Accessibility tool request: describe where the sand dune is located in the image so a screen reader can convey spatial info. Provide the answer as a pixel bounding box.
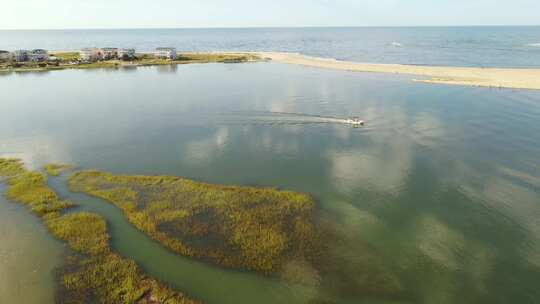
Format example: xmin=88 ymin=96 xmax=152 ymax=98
xmin=257 ymin=52 xmax=540 ymax=90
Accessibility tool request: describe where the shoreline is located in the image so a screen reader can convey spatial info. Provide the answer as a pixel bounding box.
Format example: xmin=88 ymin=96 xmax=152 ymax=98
xmin=4 ymin=50 xmax=540 ymax=90
xmin=257 ymin=52 xmax=540 ymax=90
xmin=0 ymin=52 xmax=262 ymax=74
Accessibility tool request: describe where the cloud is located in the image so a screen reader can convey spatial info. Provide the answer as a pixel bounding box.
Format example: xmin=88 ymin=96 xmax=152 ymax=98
xmin=184 ymin=127 xmax=229 ymax=165
xmin=0 ymin=134 xmax=72 ymax=170
xmin=327 ymin=106 xmax=446 ymax=195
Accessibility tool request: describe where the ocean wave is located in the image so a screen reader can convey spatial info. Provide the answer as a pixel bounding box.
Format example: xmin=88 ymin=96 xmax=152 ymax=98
xmin=528 ymin=43 xmax=540 ymax=47
xmin=390 ymin=42 xmax=403 ymax=47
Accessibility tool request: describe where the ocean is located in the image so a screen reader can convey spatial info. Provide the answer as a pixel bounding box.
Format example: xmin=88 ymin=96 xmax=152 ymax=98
xmin=1 ymin=26 xmax=540 ymax=67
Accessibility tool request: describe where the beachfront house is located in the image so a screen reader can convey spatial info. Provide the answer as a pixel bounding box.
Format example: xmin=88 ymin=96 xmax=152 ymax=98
xmin=118 ymin=48 xmax=136 ymax=60
xmin=0 ymin=50 xmax=10 ymax=61
xmin=80 ymin=48 xmax=103 ymax=62
xmin=101 ymin=48 xmax=119 ymax=60
xmin=29 ymin=49 xmax=49 ymax=62
xmin=12 ymin=50 xmax=30 ymax=62
xmin=155 ymin=47 xmax=177 ymax=60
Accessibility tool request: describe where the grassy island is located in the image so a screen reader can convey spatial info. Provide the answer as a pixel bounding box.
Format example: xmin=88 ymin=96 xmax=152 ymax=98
xmin=0 ymin=52 xmax=262 ymax=74
xmin=68 ymin=170 xmax=320 ymax=274
xmin=1 ymin=159 xmax=405 ymax=301
xmin=0 ymin=159 xmax=199 ymax=304
xmin=68 ymin=170 xmax=405 ymax=299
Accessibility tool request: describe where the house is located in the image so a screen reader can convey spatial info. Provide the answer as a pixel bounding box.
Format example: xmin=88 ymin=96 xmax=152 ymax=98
xmin=12 ymin=50 xmax=30 ymax=62
xmin=101 ymin=48 xmax=119 ymax=60
xmin=29 ymin=49 xmax=49 ymax=62
xmin=155 ymin=47 xmax=177 ymax=60
xmin=118 ymin=48 xmax=136 ymax=60
xmin=80 ymin=48 xmax=103 ymax=62
xmin=0 ymin=50 xmax=10 ymax=61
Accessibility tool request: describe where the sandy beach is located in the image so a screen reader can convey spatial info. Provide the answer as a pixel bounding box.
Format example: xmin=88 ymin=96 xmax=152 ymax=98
xmin=258 ymin=52 xmax=540 ymax=90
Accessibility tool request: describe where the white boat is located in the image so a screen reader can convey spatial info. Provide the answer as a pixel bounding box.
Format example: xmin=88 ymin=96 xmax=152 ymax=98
xmin=345 ymin=117 xmax=365 ymax=126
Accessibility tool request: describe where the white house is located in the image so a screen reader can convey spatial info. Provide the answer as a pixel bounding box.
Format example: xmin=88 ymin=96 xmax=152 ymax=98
xmin=101 ymin=48 xmax=119 ymax=60
xmin=0 ymin=50 xmax=10 ymax=61
xmin=118 ymin=48 xmax=136 ymax=60
xmin=155 ymin=47 xmax=177 ymax=60
xmin=12 ymin=50 xmax=30 ymax=62
xmin=80 ymin=48 xmax=103 ymax=62
xmin=29 ymin=49 xmax=49 ymax=62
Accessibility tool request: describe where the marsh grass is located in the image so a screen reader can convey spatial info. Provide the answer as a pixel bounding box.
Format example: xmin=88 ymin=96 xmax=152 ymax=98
xmin=44 ymin=163 xmax=74 ymax=176
xmin=175 ymin=53 xmax=261 ymax=63
xmin=69 ymin=170 xmax=408 ymax=299
xmin=1 ymin=159 xmax=405 ymax=300
xmin=69 ymin=170 xmax=318 ymax=274
xmin=0 ymin=158 xmax=199 ymax=304
xmin=51 ymin=52 xmax=80 ymax=62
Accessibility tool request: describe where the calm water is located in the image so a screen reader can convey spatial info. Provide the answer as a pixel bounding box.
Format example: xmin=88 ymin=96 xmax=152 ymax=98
xmin=0 ymin=186 xmax=63 ymax=304
xmin=1 ymin=27 xmax=540 ymax=67
xmin=1 ymin=62 xmax=540 ymax=304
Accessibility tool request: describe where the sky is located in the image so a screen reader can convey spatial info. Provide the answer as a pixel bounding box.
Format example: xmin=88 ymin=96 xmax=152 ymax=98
xmin=2 ymin=0 xmax=539 ymax=29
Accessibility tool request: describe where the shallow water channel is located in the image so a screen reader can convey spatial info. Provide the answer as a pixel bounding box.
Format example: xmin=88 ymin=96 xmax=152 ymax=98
xmin=48 ymin=176 xmax=327 ymax=304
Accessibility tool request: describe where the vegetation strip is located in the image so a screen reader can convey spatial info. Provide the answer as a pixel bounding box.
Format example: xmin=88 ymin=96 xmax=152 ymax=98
xmin=0 ymin=158 xmax=199 ymax=304
xmin=68 ymin=170 xmax=406 ymax=299
xmin=68 ymin=170 xmax=320 ymax=275
xmin=0 ymin=52 xmax=261 ymax=73
xmin=44 ymin=163 xmax=74 ymax=177
xmin=1 ymin=158 xmax=406 ymax=301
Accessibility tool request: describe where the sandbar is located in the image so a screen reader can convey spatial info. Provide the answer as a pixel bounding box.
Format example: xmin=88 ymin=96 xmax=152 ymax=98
xmin=258 ymin=52 xmax=540 ymax=90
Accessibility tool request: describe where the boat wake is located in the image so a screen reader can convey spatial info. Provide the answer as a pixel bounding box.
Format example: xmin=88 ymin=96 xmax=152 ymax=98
xmin=216 ymin=111 xmax=366 ymax=127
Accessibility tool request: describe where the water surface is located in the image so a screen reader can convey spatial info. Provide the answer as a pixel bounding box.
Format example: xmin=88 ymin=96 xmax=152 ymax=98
xmin=0 ymin=186 xmax=63 ymax=304
xmin=1 ymin=62 xmax=540 ymax=303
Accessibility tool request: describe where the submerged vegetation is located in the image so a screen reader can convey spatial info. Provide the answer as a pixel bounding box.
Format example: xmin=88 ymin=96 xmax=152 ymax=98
xmin=0 ymin=158 xmax=199 ymax=304
xmin=0 ymin=52 xmax=262 ymax=74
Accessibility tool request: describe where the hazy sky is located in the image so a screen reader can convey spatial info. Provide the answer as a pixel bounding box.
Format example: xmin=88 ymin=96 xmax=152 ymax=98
xmin=2 ymin=0 xmax=539 ymax=29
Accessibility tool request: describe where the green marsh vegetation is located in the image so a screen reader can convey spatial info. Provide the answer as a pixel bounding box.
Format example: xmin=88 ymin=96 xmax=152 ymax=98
xmin=0 ymin=158 xmax=199 ymax=304
xmin=1 ymin=158 xmax=406 ymax=300
xmin=175 ymin=53 xmax=261 ymax=63
xmin=68 ymin=170 xmax=319 ymax=274
xmin=44 ymin=163 xmax=74 ymax=176
xmin=69 ymin=170 xmax=406 ymax=299
xmin=50 ymin=52 xmax=79 ymax=62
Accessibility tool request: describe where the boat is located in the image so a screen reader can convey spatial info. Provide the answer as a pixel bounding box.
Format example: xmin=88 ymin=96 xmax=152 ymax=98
xmin=345 ymin=117 xmax=365 ymax=126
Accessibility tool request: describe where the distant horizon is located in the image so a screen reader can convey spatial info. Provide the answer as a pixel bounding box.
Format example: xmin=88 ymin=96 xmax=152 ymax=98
xmin=2 ymin=24 xmax=540 ymax=31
